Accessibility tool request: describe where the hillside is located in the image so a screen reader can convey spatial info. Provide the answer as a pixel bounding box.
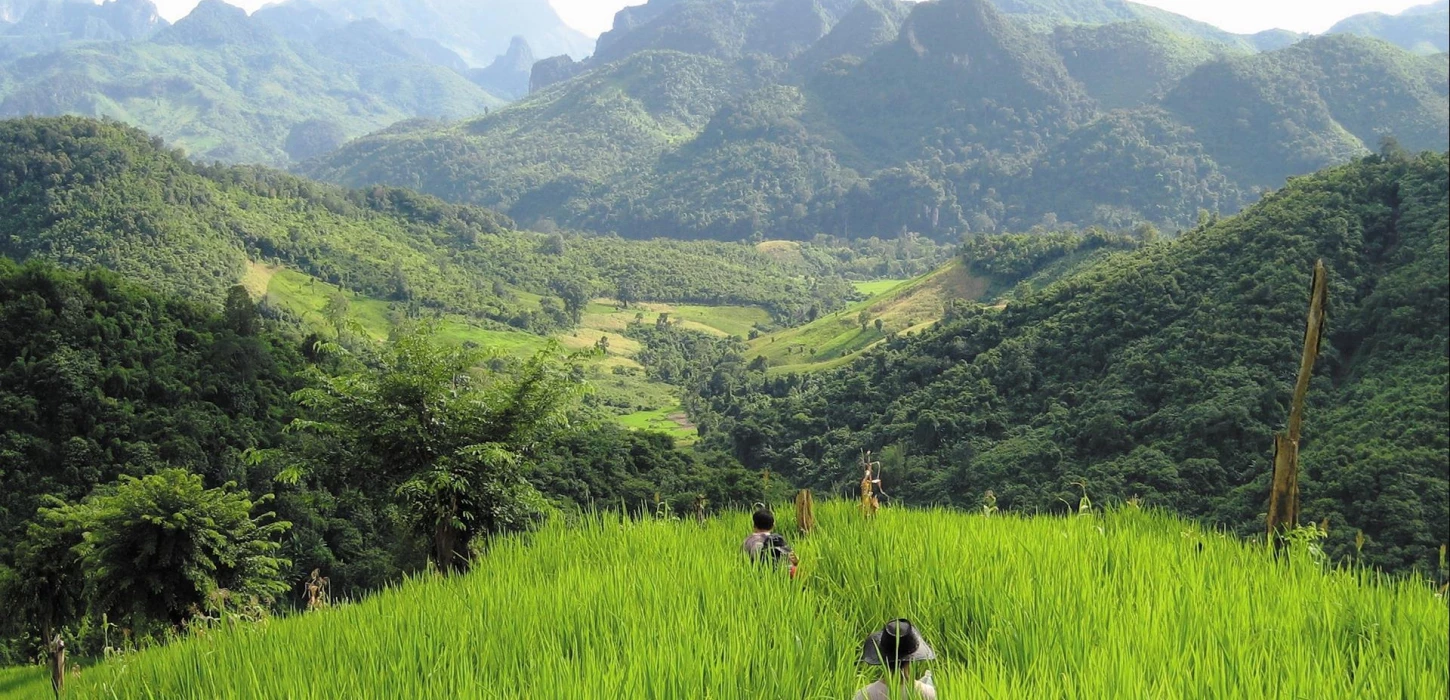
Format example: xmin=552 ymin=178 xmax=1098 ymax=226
xmin=0 ymin=117 xmax=842 ymax=318
xmin=1161 ymin=34 xmax=1450 ymax=187
xmin=1329 ymin=0 xmax=1450 ymax=55
xmin=6 ymin=503 xmax=1445 ymax=697
xmin=0 ymin=0 xmax=503 ymax=166
xmin=687 ymin=152 xmax=1450 ymax=575
xmin=306 ymin=50 xmax=763 ymax=229
xmin=311 ymin=0 xmax=1450 ymax=240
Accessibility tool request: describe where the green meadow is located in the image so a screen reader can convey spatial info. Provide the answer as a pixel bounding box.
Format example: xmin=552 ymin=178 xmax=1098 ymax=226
xmin=19 ymin=502 xmax=1446 ymax=699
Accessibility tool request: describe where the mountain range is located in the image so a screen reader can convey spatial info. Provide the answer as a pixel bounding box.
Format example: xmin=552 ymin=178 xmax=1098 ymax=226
xmin=1330 ymin=0 xmax=1449 ymax=55
xmin=0 ymin=0 xmax=504 ymax=165
xmin=308 ymin=0 xmax=1449 ymax=240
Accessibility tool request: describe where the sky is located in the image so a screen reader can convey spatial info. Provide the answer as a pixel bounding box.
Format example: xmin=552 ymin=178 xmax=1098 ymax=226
xmin=148 ymin=1 xmax=1437 ymax=37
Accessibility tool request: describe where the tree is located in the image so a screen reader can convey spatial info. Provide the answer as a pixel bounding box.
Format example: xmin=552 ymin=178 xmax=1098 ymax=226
xmin=616 ymin=278 xmax=639 ymax=308
xmin=17 ymin=471 xmax=290 ymax=632
xmin=859 ymin=310 xmax=871 ymax=331
xmin=223 ymin=285 xmax=259 ymax=336
xmin=874 ymin=318 xmax=884 ymax=333
xmin=550 ymin=278 xmax=591 ymax=324
xmin=322 ymin=292 xmax=351 ymax=335
xmin=293 ymin=324 xmax=584 ymax=572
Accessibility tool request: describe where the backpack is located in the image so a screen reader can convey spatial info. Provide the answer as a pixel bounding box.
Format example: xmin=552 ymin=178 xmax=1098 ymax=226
xmin=757 ymin=533 xmax=792 ymax=568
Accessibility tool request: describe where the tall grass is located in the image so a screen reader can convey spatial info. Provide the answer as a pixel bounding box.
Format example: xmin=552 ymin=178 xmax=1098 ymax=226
xmin=24 ymin=503 xmax=1448 ymax=699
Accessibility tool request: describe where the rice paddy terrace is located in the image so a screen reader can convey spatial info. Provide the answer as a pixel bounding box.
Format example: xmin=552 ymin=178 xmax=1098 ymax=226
xmin=5 ymin=503 xmax=1445 ymax=698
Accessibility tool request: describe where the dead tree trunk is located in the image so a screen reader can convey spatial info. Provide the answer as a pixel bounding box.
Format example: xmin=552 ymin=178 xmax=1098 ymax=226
xmin=1267 ymin=260 xmax=1328 ymax=544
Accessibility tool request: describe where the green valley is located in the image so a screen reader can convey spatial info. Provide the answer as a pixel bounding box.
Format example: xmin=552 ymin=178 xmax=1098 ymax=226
xmin=0 ymin=1 xmax=1447 ymax=696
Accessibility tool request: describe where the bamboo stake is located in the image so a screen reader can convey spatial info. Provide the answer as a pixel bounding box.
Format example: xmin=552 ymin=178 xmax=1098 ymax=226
xmin=1267 ymin=260 xmax=1328 ymax=543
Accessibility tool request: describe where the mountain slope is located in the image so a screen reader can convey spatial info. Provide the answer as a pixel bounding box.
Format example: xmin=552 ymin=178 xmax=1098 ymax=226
xmin=0 ymin=0 xmax=502 ymax=165
xmin=307 ymin=50 xmax=761 ymax=224
xmin=1051 ymin=21 xmax=1238 ymax=110
xmin=1162 ymin=34 xmax=1449 ymax=186
xmin=687 ymin=152 xmax=1450 ymax=574
xmin=811 ymin=0 xmax=1094 ymax=169
xmin=1329 ymin=0 xmax=1449 ymax=54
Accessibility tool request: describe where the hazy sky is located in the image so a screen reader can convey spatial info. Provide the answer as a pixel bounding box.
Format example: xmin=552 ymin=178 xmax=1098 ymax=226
xmin=149 ymin=1 xmax=1436 ymax=37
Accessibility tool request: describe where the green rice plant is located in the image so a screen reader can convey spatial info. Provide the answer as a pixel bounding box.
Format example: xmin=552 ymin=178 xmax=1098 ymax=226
xmin=10 ymin=503 xmax=1446 ymax=699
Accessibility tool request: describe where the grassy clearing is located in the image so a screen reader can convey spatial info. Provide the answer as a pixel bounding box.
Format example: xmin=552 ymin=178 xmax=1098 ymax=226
xmin=750 ymin=260 xmax=989 ymax=373
xmin=21 ymin=502 xmax=1446 ymax=698
xmin=852 ymin=279 xmax=910 ymax=296
xmin=616 ymin=405 xmax=698 ymax=444
xmin=583 ymin=300 xmax=771 ymax=339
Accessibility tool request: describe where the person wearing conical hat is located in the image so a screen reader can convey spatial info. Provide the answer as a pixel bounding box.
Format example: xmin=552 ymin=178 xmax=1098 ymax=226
xmin=853 ymin=619 xmax=937 ymax=700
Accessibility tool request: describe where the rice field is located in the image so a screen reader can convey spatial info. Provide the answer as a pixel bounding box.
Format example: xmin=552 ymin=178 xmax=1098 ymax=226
xmin=21 ymin=503 xmax=1447 ymax=699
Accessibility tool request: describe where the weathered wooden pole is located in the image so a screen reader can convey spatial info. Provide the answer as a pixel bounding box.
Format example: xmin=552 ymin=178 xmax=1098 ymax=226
xmin=50 ymin=634 xmax=65 ymax=697
xmin=1267 ymin=260 xmax=1328 ymax=544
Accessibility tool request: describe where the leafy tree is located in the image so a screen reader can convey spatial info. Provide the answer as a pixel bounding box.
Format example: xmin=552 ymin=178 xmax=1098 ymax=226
xmin=223 ymin=285 xmax=260 ymax=336
xmin=18 ymin=470 xmax=290 ymax=632
xmin=293 ymin=325 xmax=585 ymax=572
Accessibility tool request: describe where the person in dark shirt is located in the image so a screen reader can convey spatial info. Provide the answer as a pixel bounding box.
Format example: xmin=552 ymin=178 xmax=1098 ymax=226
xmin=742 ymin=507 xmax=798 ymax=575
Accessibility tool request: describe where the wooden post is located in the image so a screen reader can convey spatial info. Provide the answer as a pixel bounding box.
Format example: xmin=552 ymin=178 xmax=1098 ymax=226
xmin=859 ymin=451 xmax=881 ymax=519
xmin=1267 ymin=260 xmax=1328 ymax=543
xmin=795 ymin=489 xmax=816 ymax=535
xmin=50 ymin=634 xmax=65 ymax=697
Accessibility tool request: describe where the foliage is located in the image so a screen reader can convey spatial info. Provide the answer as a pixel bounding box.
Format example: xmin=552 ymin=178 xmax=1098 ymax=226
xmin=31 ymin=470 xmax=289 ymax=630
xmin=290 ymin=324 xmax=586 ymax=571
xmin=0 ymin=260 xmax=305 ymax=551
xmin=30 ymin=503 xmax=1450 ymax=698
xmin=530 ymin=424 xmax=760 ymax=514
xmin=688 ymin=153 xmax=1450 ymax=574
xmin=960 ymin=229 xmax=1139 ymax=285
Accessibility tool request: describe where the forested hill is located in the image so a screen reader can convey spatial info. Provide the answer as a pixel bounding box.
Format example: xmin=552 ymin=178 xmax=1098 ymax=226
xmin=0 ymin=117 xmax=853 ymax=326
xmin=310 ymin=0 xmax=1449 ymax=241
xmin=686 ymin=150 xmax=1450 ymax=574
